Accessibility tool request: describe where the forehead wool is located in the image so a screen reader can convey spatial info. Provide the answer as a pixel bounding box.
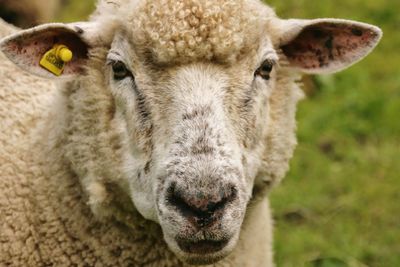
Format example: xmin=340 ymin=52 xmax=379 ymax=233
xmin=131 ymin=0 xmax=265 ymax=64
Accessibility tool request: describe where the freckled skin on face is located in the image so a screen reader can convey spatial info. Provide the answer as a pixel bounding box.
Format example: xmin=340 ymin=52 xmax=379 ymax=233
xmin=110 ymin=52 xmax=276 ymax=262
xmin=100 ymin=2 xmax=297 ymax=260
xmin=106 ymin=17 xmax=276 ymax=258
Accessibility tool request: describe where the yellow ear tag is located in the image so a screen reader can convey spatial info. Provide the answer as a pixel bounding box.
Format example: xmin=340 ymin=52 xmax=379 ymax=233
xmin=39 ymin=44 xmax=73 ymax=76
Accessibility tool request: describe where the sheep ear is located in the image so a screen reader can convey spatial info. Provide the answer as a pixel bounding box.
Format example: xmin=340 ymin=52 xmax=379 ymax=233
xmin=0 ymin=22 xmax=98 ymax=78
xmin=277 ymin=19 xmax=382 ymax=74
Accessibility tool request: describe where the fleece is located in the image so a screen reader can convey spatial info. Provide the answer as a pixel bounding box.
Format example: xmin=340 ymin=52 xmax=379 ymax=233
xmin=0 ymin=17 xmax=273 ymax=267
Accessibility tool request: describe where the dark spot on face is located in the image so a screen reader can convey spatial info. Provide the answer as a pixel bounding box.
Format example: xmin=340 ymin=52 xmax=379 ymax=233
xmin=144 ymin=160 xmax=151 ymax=174
xmin=131 ymin=84 xmax=154 ymax=153
xmin=173 ymin=139 xmax=184 ymax=146
xmin=75 ymin=26 xmax=84 ymax=34
xmin=193 ymin=145 xmax=214 ymax=155
xmin=107 ymin=100 xmax=116 ymax=120
xmin=241 ymin=155 xmax=247 ymax=165
xmin=183 ymin=109 xmax=199 ymax=120
xmin=182 ymin=106 xmax=211 ymax=121
xmin=191 ymin=135 xmax=215 ymax=155
xmin=111 ymin=247 xmax=122 ymax=257
xmin=135 ymin=88 xmax=151 ymax=122
xmin=351 ymin=28 xmax=363 ymax=36
xmin=242 ymin=140 xmax=248 ymax=149
xmin=219 ymin=150 xmax=228 ymax=158
xmin=243 ymin=95 xmax=253 ymax=107
xmin=167 ymin=159 xmax=181 ymax=169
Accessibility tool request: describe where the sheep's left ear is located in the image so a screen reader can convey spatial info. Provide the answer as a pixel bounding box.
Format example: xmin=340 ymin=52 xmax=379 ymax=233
xmin=0 ymin=22 xmax=99 ymax=78
xmin=276 ymin=19 xmax=382 ymax=74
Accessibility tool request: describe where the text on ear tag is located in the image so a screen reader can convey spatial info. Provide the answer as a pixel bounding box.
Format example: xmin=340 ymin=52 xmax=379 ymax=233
xmin=39 ymin=44 xmax=73 ymax=76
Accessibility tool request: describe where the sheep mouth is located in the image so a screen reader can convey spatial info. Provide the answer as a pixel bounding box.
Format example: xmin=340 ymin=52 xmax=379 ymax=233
xmin=176 ymin=238 xmax=229 ymax=254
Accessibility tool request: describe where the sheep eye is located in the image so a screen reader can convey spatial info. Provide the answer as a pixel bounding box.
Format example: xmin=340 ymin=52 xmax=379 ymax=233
xmin=112 ymin=61 xmax=131 ymax=80
xmin=255 ymin=60 xmax=274 ymax=80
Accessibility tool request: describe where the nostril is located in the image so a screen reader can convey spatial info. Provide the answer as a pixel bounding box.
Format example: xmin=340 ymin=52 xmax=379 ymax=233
xmin=166 ymin=183 xmax=238 ymax=227
xmin=206 ymin=185 xmax=237 ymax=213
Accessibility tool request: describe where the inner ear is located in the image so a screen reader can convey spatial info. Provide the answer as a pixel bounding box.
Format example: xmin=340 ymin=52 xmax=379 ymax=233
xmin=280 ymin=21 xmax=381 ymax=74
xmin=1 ymin=25 xmax=89 ymax=77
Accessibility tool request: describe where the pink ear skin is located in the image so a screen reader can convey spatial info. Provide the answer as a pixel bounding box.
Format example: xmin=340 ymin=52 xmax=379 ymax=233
xmin=281 ymin=20 xmax=382 ymax=74
xmin=0 ymin=24 xmax=89 ymax=78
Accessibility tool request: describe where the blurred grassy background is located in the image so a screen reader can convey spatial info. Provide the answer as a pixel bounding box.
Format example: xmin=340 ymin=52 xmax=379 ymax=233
xmin=56 ymin=0 xmax=95 ymax=23
xmin=267 ymin=1 xmax=400 ymax=267
xmin=7 ymin=0 xmax=399 ymax=266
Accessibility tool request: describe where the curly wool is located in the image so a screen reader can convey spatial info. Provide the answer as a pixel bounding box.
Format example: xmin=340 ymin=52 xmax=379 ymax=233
xmin=0 ymin=0 xmax=294 ymax=265
xmin=91 ymin=0 xmax=275 ymax=65
xmin=0 ymin=15 xmax=275 ymax=266
xmin=135 ymin=0 xmax=261 ymax=64
xmin=0 ymin=20 xmax=183 ymax=266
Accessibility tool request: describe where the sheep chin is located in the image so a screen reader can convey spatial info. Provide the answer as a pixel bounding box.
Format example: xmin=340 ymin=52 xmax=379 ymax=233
xmin=162 ymin=229 xmax=240 ymax=265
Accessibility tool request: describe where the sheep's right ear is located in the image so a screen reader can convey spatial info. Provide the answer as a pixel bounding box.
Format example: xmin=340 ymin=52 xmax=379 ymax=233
xmin=0 ymin=22 xmax=99 ymax=78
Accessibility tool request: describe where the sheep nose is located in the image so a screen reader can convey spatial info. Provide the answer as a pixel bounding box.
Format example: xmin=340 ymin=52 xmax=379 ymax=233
xmin=166 ymin=183 xmax=237 ymax=228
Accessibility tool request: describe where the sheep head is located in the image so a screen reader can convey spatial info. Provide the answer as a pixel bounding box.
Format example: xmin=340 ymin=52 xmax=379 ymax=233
xmin=0 ymin=0 xmax=381 ymax=264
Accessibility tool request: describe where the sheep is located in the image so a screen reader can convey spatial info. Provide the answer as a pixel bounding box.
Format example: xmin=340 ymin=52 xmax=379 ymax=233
xmin=0 ymin=0 xmax=382 ymax=266
xmin=0 ymin=0 xmax=61 ymax=27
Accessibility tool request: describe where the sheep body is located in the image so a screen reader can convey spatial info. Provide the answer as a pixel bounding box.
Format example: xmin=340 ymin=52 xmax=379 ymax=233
xmin=0 ymin=0 xmax=381 ymax=265
xmin=0 ymin=8 xmax=276 ymax=265
xmin=0 ymin=42 xmax=273 ymax=264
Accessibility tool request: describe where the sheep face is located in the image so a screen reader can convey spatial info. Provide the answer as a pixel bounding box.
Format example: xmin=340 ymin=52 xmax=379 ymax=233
xmin=0 ymin=0 xmax=382 ymax=264
xmin=106 ymin=31 xmax=278 ymax=264
xmin=97 ymin=2 xmax=282 ymax=263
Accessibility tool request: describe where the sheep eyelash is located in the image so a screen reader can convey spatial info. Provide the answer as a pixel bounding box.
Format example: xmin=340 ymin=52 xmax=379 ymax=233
xmin=106 ymin=50 xmax=127 ymax=65
xmin=106 ymin=57 xmax=125 ymax=66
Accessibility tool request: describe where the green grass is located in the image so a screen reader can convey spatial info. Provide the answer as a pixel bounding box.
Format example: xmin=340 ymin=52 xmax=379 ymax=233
xmin=59 ymin=1 xmax=400 ymax=266
xmin=57 ymin=0 xmax=95 ymax=22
